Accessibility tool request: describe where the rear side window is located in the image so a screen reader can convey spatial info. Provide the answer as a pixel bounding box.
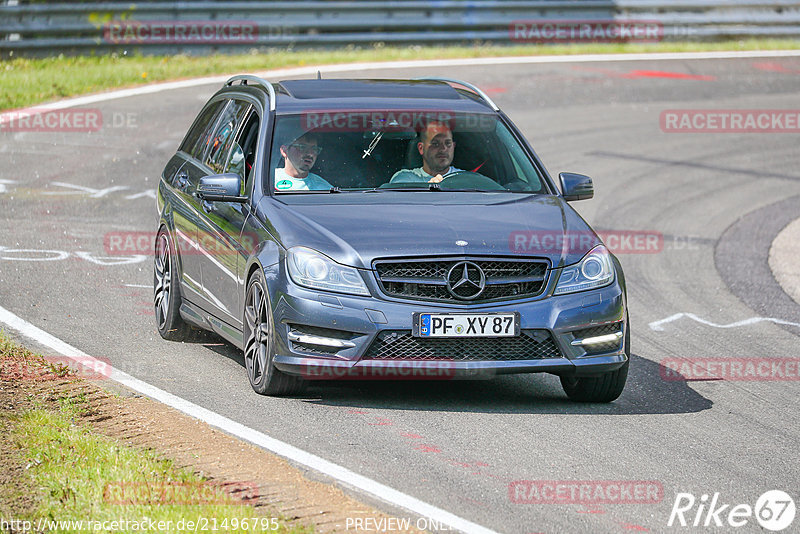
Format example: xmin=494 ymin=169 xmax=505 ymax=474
xmin=225 ymin=109 xmax=260 ymax=196
xmin=205 ymin=100 xmax=251 ymax=174
xmin=180 ymin=100 xmax=224 ymax=160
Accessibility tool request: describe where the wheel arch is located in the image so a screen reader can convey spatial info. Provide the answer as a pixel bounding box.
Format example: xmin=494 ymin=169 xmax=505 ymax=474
xmin=156 ymin=215 xmax=185 ymax=282
xmin=241 ymin=239 xmax=282 ymax=319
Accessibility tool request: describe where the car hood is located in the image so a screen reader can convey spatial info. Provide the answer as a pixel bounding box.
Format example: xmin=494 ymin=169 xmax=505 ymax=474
xmin=260 ymin=193 xmax=601 ymax=269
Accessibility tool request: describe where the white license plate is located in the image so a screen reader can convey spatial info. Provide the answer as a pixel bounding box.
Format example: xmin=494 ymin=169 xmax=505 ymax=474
xmin=416 ymin=313 xmax=519 ymax=338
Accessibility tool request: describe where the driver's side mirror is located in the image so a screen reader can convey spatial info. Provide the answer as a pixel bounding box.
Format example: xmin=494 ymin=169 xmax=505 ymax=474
xmin=197 ymin=173 xmax=247 ymax=203
xmin=559 ymin=172 xmax=594 ymax=201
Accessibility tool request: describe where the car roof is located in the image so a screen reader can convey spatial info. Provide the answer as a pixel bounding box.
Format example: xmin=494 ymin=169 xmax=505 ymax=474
xmin=264 ymin=79 xmax=498 ymax=114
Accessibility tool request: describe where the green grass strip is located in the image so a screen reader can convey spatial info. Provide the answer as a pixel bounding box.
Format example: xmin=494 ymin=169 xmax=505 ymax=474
xmin=2 ymin=39 xmax=800 ymax=110
xmin=0 ymin=333 xmax=309 ymax=534
xmin=9 ymin=405 xmax=310 ymax=533
xmin=11 ymin=407 xmax=293 ymax=532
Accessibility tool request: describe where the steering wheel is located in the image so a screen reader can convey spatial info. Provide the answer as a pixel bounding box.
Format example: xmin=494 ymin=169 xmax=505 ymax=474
xmin=437 ymin=170 xmax=506 ymax=191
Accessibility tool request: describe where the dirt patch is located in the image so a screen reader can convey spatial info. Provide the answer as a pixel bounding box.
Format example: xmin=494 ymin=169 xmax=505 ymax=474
xmin=0 ymin=371 xmax=425 ymax=533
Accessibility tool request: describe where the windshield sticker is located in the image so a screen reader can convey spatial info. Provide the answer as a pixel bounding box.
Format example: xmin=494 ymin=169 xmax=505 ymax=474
xmin=275 ymin=179 xmax=293 ymax=190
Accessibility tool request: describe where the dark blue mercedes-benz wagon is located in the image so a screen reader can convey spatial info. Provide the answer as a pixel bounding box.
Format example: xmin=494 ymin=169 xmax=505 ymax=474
xmin=155 ymin=76 xmax=629 ymax=401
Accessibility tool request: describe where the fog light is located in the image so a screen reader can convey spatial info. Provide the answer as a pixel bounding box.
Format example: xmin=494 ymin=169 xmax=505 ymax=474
xmin=570 ymin=332 xmax=623 ymax=346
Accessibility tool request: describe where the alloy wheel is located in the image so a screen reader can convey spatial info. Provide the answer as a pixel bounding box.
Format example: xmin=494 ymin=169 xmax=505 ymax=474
xmin=244 ymin=279 xmax=271 ymax=384
xmin=154 ymin=232 xmax=171 ymax=331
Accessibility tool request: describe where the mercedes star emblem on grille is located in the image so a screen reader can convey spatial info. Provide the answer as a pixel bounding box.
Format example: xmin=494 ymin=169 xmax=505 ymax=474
xmin=446 ymin=261 xmax=486 ymax=300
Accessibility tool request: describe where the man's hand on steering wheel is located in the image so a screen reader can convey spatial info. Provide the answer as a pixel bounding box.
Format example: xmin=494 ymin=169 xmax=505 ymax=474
xmin=428 ymin=168 xmax=461 ymax=183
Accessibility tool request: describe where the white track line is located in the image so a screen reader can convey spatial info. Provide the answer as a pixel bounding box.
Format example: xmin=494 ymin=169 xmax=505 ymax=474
xmin=649 ymin=312 xmax=800 ymax=331
xmin=4 ymin=49 xmax=799 ymax=531
xmin=0 ymin=304 xmax=497 ymax=534
xmin=2 ymin=49 xmax=800 ymax=120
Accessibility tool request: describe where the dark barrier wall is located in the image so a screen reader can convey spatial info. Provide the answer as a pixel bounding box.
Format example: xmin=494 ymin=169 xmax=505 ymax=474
xmin=1 ymin=1 xmax=799 ymax=57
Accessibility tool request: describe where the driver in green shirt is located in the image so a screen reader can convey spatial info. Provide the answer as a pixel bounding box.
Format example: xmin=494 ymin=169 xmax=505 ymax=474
xmin=390 ymin=121 xmax=462 ymax=184
xmin=274 ymin=132 xmax=333 ymax=191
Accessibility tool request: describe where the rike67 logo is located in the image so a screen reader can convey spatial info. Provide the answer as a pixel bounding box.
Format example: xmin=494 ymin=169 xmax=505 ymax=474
xmin=669 ymin=490 xmax=796 ymax=531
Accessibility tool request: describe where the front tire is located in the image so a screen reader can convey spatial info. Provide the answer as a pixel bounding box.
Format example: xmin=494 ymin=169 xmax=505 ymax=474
xmin=243 ymin=270 xmax=305 ymax=396
xmin=560 ymin=319 xmax=630 ymax=403
xmin=154 ymin=227 xmax=191 ymax=341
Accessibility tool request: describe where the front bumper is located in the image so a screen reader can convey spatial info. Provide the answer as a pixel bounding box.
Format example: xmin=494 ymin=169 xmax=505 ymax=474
xmin=268 ymin=267 xmax=627 ymax=379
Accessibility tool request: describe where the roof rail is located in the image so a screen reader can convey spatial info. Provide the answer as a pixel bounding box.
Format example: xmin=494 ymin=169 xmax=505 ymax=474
xmin=225 ymin=75 xmax=277 ymax=111
xmin=415 ymin=77 xmax=499 ymax=111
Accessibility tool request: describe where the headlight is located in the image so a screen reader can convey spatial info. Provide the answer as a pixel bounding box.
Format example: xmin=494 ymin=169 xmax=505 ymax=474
xmin=554 ymin=245 xmax=614 ymax=295
xmin=287 ymin=246 xmax=370 ymax=296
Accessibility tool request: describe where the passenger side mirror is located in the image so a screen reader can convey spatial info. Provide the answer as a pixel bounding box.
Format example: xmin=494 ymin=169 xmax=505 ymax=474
xmin=559 ymin=172 xmax=594 ymax=201
xmin=197 ymin=173 xmax=247 ymax=203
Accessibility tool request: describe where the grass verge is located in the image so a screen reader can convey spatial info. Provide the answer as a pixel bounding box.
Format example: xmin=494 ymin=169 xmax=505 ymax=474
xmin=3 ymin=39 xmax=800 ymax=110
xmin=0 ymin=333 xmax=76 ymax=381
xmin=0 ymin=332 xmax=307 ymax=533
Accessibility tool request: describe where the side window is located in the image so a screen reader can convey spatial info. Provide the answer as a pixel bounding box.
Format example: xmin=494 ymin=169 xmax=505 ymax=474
xmin=205 ymin=100 xmax=250 ymax=175
xmin=225 ymin=109 xmax=260 ymax=196
xmin=495 ymin=121 xmax=544 ymax=192
xmin=180 ymin=100 xmax=224 ymax=160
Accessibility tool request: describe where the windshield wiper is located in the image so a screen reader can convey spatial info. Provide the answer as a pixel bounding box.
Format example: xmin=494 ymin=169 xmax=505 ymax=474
xmin=366 ymin=186 xmax=439 ymax=192
xmin=367 ymin=187 xmax=498 ymax=193
xmin=274 ymin=187 xmax=346 ymax=194
xmin=435 ymin=188 xmax=494 ymax=192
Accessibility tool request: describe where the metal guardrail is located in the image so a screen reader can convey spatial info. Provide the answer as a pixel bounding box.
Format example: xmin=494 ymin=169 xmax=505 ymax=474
xmin=1 ymin=1 xmax=799 ymax=57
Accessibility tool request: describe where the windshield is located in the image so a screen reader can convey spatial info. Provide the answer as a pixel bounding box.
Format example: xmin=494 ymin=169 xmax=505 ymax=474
xmin=267 ymin=111 xmax=548 ymax=193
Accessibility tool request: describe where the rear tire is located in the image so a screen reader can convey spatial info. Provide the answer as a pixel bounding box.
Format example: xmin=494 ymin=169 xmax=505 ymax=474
xmin=154 ymin=227 xmax=191 ymax=341
xmin=243 ymin=269 xmax=305 ymax=396
xmin=560 ymin=318 xmax=630 ymax=403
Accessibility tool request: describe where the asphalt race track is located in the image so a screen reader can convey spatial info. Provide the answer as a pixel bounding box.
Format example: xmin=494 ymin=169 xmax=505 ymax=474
xmin=2 ymin=54 xmax=799 ymax=533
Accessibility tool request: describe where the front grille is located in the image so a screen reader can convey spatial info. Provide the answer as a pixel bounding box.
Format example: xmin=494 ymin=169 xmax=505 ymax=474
xmin=363 ymin=329 xmax=562 ymax=361
xmin=374 ymin=258 xmax=548 ymax=303
xmin=571 ymin=321 xmax=623 ymax=354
